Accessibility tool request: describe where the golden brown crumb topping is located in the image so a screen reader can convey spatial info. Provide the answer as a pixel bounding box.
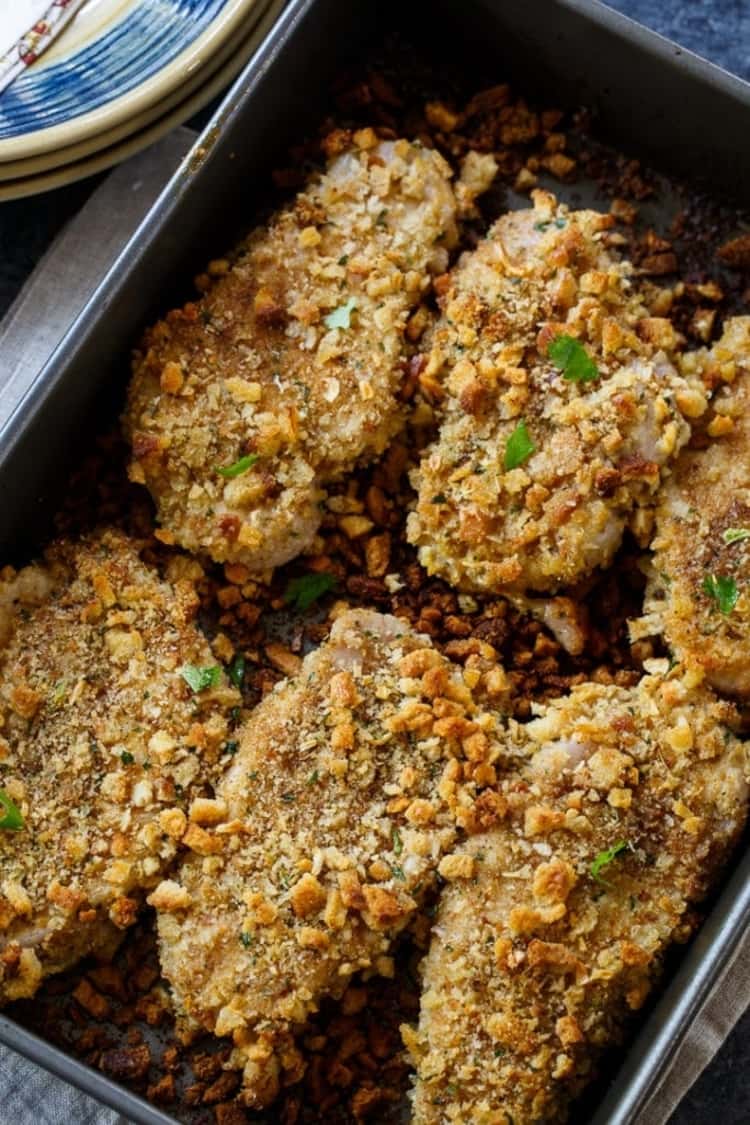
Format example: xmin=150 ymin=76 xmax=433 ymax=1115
xmin=407 ymin=667 xmax=748 ymax=1124
xmin=124 ymin=137 xmax=461 ymax=576
xmin=152 ymin=609 xmax=511 ymax=1108
xmin=0 ymin=530 xmax=239 ymax=1004
xmin=635 ymin=318 xmax=750 ymax=699
xmin=408 ymin=189 xmax=703 ymax=595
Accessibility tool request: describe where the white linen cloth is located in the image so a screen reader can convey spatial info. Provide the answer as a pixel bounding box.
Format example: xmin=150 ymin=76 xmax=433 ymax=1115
xmin=0 ymin=121 xmax=747 ymax=1125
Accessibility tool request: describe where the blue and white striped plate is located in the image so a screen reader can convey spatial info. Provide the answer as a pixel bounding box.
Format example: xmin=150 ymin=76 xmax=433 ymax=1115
xmin=0 ymin=0 xmax=261 ymax=160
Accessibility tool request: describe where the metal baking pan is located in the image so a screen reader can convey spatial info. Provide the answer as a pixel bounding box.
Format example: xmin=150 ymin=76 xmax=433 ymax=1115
xmin=1 ymin=0 xmax=750 ymax=1121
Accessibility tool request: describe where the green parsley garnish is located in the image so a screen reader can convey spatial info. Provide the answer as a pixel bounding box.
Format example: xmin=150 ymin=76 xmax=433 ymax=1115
xmin=723 ymin=527 xmax=750 ymax=545
xmin=239 ymin=931 xmax=254 ymax=949
xmin=307 ymin=770 xmax=320 ymax=786
xmin=534 ymin=217 xmax=567 ymax=231
xmin=504 ymin=420 xmax=536 ymax=470
xmin=223 ymin=740 xmax=239 ymax=756
xmin=324 ymin=297 xmax=357 ymax=330
xmin=431 ymin=493 xmax=447 ymax=504
xmin=0 ymin=788 xmax=24 ymax=831
xmin=548 ymin=334 xmax=599 ymax=383
xmin=120 ymin=751 xmax=135 ymax=765
xmin=51 ymin=680 xmax=67 ymax=707
xmin=590 ymin=840 xmax=629 ymax=885
xmin=702 ymin=574 xmax=739 ymax=615
xmin=392 ymin=827 xmax=403 ymax=855
xmin=229 ymin=654 xmax=246 ymax=690
xmin=216 ymin=453 xmax=260 ymax=479
xmin=180 ymin=664 xmax=221 ymax=693
xmin=284 ymin=572 xmax=337 ymax=612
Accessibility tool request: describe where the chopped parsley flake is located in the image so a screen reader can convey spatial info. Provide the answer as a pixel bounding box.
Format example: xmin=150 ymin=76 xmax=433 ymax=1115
xmin=324 ymin=297 xmax=358 ymax=330
xmin=223 ymin=740 xmax=239 ymax=756
xmin=229 ymin=654 xmax=246 ymax=690
xmin=504 ymin=420 xmax=536 ymax=470
xmin=431 ymin=493 xmax=447 ymax=504
xmin=216 ymin=453 xmax=260 ymax=479
xmin=284 ymin=572 xmax=337 ymax=612
xmin=180 ymin=664 xmax=221 ymax=693
xmin=120 ymin=751 xmax=135 ymax=765
xmin=723 ymin=527 xmax=750 ymax=545
xmin=702 ymin=574 xmax=739 ymax=615
xmin=51 ymin=680 xmax=67 ymax=707
xmin=548 ymin=334 xmax=599 ymax=383
xmin=0 ymin=788 xmax=24 ymax=831
xmin=307 ymin=770 xmax=319 ymax=786
xmin=590 ymin=840 xmax=629 ymax=885
xmin=533 ymin=217 xmax=567 ymax=231
xmin=392 ymin=827 xmax=403 ymax=855
xmin=239 ymin=931 xmax=254 ymax=948
xmin=390 ymin=863 xmax=405 ymax=881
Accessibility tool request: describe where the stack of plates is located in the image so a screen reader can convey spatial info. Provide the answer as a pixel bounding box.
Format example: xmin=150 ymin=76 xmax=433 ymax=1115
xmin=0 ymin=0 xmax=278 ymax=200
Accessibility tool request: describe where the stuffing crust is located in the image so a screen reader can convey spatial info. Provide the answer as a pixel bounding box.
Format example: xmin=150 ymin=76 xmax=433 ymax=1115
xmin=0 ymin=530 xmax=239 ymax=1004
xmin=408 ymin=190 xmax=701 ymax=594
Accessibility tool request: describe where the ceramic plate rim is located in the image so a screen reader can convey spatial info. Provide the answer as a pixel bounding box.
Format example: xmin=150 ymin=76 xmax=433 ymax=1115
xmin=0 ymin=15 xmax=244 ymax=180
xmin=0 ymin=0 xmax=283 ymax=202
xmin=0 ymin=0 xmax=261 ymax=163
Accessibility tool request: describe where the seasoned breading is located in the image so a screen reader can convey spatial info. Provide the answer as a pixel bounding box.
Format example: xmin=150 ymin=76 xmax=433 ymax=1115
xmin=0 ymin=531 xmax=239 ymax=1005
xmin=125 ymin=136 xmax=460 ymax=575
xmin=635 ymin=318 xmax=750 ymax=698
xmin=151 ymin=609 xmax=510 ymax=1107
xmin=406 ymin=668 xmax=748 ymax=1124
xmin=408 ymin=189 xmax=703 ymax=594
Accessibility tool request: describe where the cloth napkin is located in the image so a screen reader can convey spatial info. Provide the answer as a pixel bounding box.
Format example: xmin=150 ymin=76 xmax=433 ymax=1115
xmin=0 ymin=122 xmax=747 ymax=1125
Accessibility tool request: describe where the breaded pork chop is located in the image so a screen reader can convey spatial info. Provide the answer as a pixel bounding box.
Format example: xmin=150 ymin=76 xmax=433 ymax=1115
xmin=151 ymin=609 xmax=509 ymax=1108
xmin=405 ymin=669 xmax=748 ymax=1124
xmin=636 ymin=318 xmax=750 ymax=698
xmin=125 ymin=136 xmax=461 ymax=575
xmin=408 ymin=189 xmax=704 ymax=594
xmin=0 ymin=531 xmax=239 ymax=1005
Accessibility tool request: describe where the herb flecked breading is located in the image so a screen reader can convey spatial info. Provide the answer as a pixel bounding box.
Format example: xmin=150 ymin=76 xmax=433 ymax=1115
xmin=0 ymin=530 xmax=240 ymax=1005
xmin=406 ymin=668 xmax=748 ymax=1124
xmin=124 ymin=136 xmax=464 ymax=577
xmin=636 ymin=317 xmax=750 ymax=698
xmin=150 ymin=608 xmax=513 ymax=1109
xmin=408 ymin=189 xmax=705 ymax=595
